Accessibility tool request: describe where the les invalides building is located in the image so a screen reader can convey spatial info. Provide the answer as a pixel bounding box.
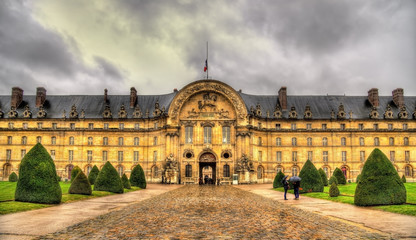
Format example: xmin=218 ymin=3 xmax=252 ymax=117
xmin=0 ymin=79 xmax=415 ymax=184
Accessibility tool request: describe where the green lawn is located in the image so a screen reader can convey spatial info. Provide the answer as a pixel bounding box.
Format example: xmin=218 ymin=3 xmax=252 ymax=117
xmin=275 ymin=182 xmax=416 ymax=216
xmin=0 ymin=182 xmax=141 ymax=215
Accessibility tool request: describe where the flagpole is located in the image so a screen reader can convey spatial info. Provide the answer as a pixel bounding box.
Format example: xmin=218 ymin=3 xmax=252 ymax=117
xmin=206 ymin=41 xmax=209 ymax=79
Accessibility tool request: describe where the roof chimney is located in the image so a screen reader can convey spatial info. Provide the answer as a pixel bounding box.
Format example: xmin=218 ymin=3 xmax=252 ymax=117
xmin=392 ymin=88 xmax=404 ymax=108
xmin=11 ymin=87 xmax=23 ymax=108
xmin=36 ymin=87 xmax=46 ymax=107
xmin=278 ymin=86 xmax=287 ymax=110
xmin=130 ymin=87 xmax=137 ymax=108
xmin=104 ymin=89 xmax=108 ymax=103
xmin=367 ymin=88 xmax=379 ymax=107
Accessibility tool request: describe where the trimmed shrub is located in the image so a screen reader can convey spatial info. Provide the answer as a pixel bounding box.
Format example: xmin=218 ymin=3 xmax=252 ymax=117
xmin=69 ymin=171 xmax=92 ymax=195
xmin=354 ymin=148 xmax=406 ymax=206
xmin=401 ymin=175 xmax=406 ymax=183
xmin=318 ymin=168 xmax=328 ymax=186
xmin=94 ymin=161 xmax=124 ymax=194
xmin=329 ymin=182 xmax=340 ymax=197
xmin=299 ymin=160 xmax=324 ymax=193
xmin=130 ymin=163 xmax=146 ymax=189
xmin=15 ymin=143 xmax=62 ymax=204
xmin=88 ymin=165 xmax=100 ymax=185
xmin=122 ymin=173 xmax=131 ymax=189
xmin=9 ymin=172 xmax=18 ymax=182
xmin=356 ymin=174 xmax=361 ymax=183
xmin=71 ymin=166 xmax=82 ymax=182
xmin=273 ymin=171 xmax=285 ymax=188
xmin=333 ymin=167 xmax=347 ymax=185
xmin=329 ymin=176 xmax=338 ymax=185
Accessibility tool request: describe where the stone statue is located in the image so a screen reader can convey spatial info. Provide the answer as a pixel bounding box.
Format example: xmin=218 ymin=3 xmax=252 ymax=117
xmin=161 ymin=154 xmax=178 ymax=184
xmin=236 ymin=154 xmax=254 ymax=172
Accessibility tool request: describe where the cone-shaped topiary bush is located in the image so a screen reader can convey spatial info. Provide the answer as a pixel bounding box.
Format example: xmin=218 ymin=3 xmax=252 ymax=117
xmin=333 ymin=167 xmax=346 ymax=185
xmin=15 ymin=143 xmax=62 ymax=204
xmin=354 ymin=148 xmax=406 ymax=206
xmin=94 ymin=161 xmax=124 ymax=194
xmin=356 ymin=174 xmax=361 ymax=183
xmin=130 ymin=163 xmax=146 ymax=189
xmin=329 ymin=175 xmax=338 ymax=185
xmin=273 ymin=171 xmax=285 ymax=188
xmin=122 ymin=173 xmax=131 ymax=189
xmin=318 ymin=168 xmax=328 ymax=186
xmin=401 ymin=175 xmax=406 ymax=183
xmin=88 ymin=165 xmax=100 ymax=185
xmin=9 ymin=172 xmax=18 ymax=182
xmin=71 ymin=166 xmax=82 ymax=182
xmin=329 ymin=182 xmax=340 ymax=197
xmin=69 ymin=171 xmax=92 ymax=195
xmin=299 ymin=160 xmax=324 ymax=193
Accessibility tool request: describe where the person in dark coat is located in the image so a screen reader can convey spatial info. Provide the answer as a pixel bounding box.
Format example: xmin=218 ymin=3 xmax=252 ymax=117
xmin=293 ymin=180 xmax=300 ymax=200
xmin=281 ymin=176 xmax=289 ymax=200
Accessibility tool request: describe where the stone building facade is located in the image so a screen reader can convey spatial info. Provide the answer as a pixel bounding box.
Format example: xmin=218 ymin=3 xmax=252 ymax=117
xmin=0 ymin=80 xmax=415 ymax=183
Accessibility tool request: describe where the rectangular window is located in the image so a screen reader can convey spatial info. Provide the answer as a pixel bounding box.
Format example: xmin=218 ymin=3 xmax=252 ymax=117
xmin=222 ymin=126 xmax=230 ymax=144
xmin=258 ymin=137 xmax=262 ymax=146
xmin=373 ymin=124 xmax=378 ymax=130
xmin=340 ymin=124 xmax=345 ymax=130
xmin=134 ymin=137 xmax=139 ymax=146
xmin=119 ymin=123 xmax=124 ymax=130
xmin=323 ymin=137 xmax=328 ymax=146
xmin=134 ymin=123 xmax=140 ymax=130
xmin=7 ymin=136 xmax=12 ymax=145
xmin=36 ymin=136 xmax=42 ymax=143
xmin=52 ymin=123 xmax=57 ymax=130
xmin=21 ymin=149 xmax=26 ymax=159
xmin=276 ymin=138 xmax=281 ymax=146
xmin=389 ymin=137 xmax=394 ymax=146
xmin=342 ymin=151 xmax=347 ymax=161
xmin=341 ymin=138 xmax=346 ymax=146
xmin=258 ymin=122 xmax=262 ymax=129
xmin=154 ymin=122 xmax=158 ymax=129
xmin=185 ymin=126 xmax=193 ymax=144
xmin=323 ymin=151 xmax=328 ymax=162
xmin=405 ymin=151 xmax=410 ymax=162
xmin=292 ymin=151 xmax=297 ymax=162
xmin=292 ymin=138 xmax=297 ymax=146
xmin=291 ymin=123 xmax=296 ymax=130
xmin=360 ymin=151 xmax=365 ymax=162
xmin=204 ymin=126 xmax=212 ymax=144
xmin=69 ymin=150 xmax=73 ymax=161
xmin=403 ymin=124 xmax=408 ymax=130
xmin=88 ymin=123 xmax=94 ymax=129
xmin=308 ymin=151 xmax=313 ymax=161
xmin=118 ymin=151 xmax=123 ymax=162
xmin=87 ymin=150 xmax=92 ymax=161
xmin=258 ymin=151 xmax=262 ymax=162
xmin=50 ymin=150 xmax=55 ymax=160
xmin=23 ymin=123 xmax=28 ymax=129
xmin=223 ymin=165 xmax=230 ymax=178
xmin=134 ymin=151 xmax=139 ymax=163
xmin=275 ymin=124 xmax=281 ymax=130
xmin=358 ymin=123 xmax=364 ymax=130
xmin=88 ymin=137 xmax=93 ymax=145
xmin=153 ymin=151 xmax=157 ymax=162
xmin=69 ymin=137 xmax=74 ymax=145
xmin=390 ymin=151 xmax=395 ymax=162
xmin=276 ymin=151 xmax=282 ymax=162
xmin=322 ymin=124 xmax=327 ymax=130
xmin=104 ymin=123 xmax=109 ymax=130
xmin=51 ymin=137 xmax=56 ymax=145
xmin=70 ymin=123 xmax=75 ymax=130
xmin=306 ymin=123 xmax=312 ymax=130
xmin=119 ymin=137 xmax=124 ymax=146
xmin=37 ymin=123 xmax=43 ymax=129
xmin=103 ymin=137 xmax=108 ymax=146
xmin=6 ymin=149 xmax=12 ymax=160
xmin=153 ymin=137 xmax=158 ymax=146
xmin=307 ymin=138 xmax=312 ymax=146
xmin=359 ymin=137 xmax=364 ymax=146
xmin=388 ymin=124 xmax=393 ymax=130
xmin=185 ymin=164 xmax=192 ymax=178
xmin=102 ymin=151 xmax=108 ymax=162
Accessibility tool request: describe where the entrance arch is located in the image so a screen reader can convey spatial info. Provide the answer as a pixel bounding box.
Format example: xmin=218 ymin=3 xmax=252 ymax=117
xmin=199 ymin=152 xmax=216 ymax=184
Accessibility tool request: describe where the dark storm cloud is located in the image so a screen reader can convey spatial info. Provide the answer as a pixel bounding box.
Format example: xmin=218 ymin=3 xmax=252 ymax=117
xmin=0 ymin=0 xmax=126 ymax=94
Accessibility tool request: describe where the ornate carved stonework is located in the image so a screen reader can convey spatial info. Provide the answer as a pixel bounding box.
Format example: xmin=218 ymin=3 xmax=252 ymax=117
xmin=187 ymin=108 xmax=199 ymax=118
xmin=153 ymin=100 xmax=162 ymax=117
xmin=337 ymin=103 xmax=346 ymax=119
xmin=236 ymin=154 xmax=254 ymax=172
xmin=8 ymin=106 xmax=18 ymax=118
xmin=219 ymin=120 xmax=234 ymax=126
xmin=255 ymin=103 xmax=262 ymax=117
xmin=183 ymin=149 xmax=194 ymax=158
xmin=200 ymin=121 xmax=215 ymax=127
xmin=199 ymin=152 xmax=216 ymax=162
xmin=369 ymin=106 xmax=379 ymax=119
xmin=289 ymin=106 xmax=297 ymax=119
xmin=273 ymin=105 xmax=282 ymax=119
xmin=384 ymin=104 xmax=393 ymax=119
xmin=398 ymin=106 xmax=408 ymax=119
xmin=221 ymin=149 xmax=232 ymax=158
xmin=69 ymin=105 xmax=78 ymax=119
xmin=169 ymin=80 xmax=248 ymax=121
xmin=161 ymin=154 xmax=179 ymax=184
xmin=133 ymin=105 xmax=142 ymax=118
xmin=37 ymin=106 xmax=47 ymax=118
xmin=180 ymin=120 xmax=197 ymax=126
xmin=102 ymin=104 xmax=112 ymax=119
xmin=118 ymin=104 xmax=128 ymax=118
xmin=23 ymin=105 xmax=32 ymax=118
xmin=80 ymin=109 xmax=85 ymax=119
xmin=304 ymin=104 xmax=312 ymax=119
xmin=330 ymin=109 xmax=336 ymax=120
xmin=198 ymin=93 xmax=217 ymax=111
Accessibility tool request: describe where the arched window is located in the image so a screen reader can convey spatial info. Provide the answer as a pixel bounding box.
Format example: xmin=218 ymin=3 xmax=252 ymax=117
xmin=3 ymin=163 xmax=12 ymax=179
xmin=405 ymin=166 xmax=412 ymax=177
xmin=88 ymin=137 xmax=93 ymax=145
xmin=185 ymin=164 xmax=192 ymax=177
xmin=134 ymin=137 xmax=140 ymax=146
xmin=389 ymin=137 xmax=394 ymax=146
xmin=223 ymin=164 xmax=230 ymax=178
xmin=276 ymin=137 xmax=281 ymax=146
xmin=222 ymin=126 xmax=230 ymax=144
xmin=322 ymin=137 xmax=328 ymax=146
xmin=374 ymin=137 xmax=379 ymax=146
xmin=103 ymin=137 xmax=108 ymax=146
xmin=404 ymin=137 xmax=409 ymax=146
xmin=204 ymin=126 xmax=212 ymax=144
xmin=69 ymin=136 xmax=74 ymax=145
xmin=292 ymin=137 xmax=297 ymax=146
xmin=152 ymin=165 xmax=159 ymax=177
xmin=359 ymin=137 xmax=364 ymax=146
xmin=341 ymin=137 xmax=346 ymax=146
xmin=307 ymin=137 xmax=312 ymax=146
xmin=51 ymin=136 xmax=56 ymax=145
xmin=257 ymin=166 xmax=264 ymax=179
xmin=21 ymin=136 xmax=27 ymax=145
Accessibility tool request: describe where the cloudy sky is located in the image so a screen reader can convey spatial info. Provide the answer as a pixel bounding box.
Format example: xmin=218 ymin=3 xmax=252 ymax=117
xmin=0 ymin=0 xmax=415 ymax=96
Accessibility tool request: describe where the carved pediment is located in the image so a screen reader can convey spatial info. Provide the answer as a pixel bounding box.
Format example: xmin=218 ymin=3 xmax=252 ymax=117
xmin=384 ymin=104 xmax=393 ymax=119
xmin=255 ymin=103 xmax=262 ymax=117
xmin=398 ymin=106 xmax=408 ymax=119
xmin=200 ymin=121 xmax=215 ymax=127
xmin=369 ymin=107 xmax=379 ymax=119
xmin=198 ymin=93 xmax=217 ymax=111
xmin=23 ymin=105 xmax=32 ymax=118
xmin=273 ymin=105 xmax=282 ymax=119
xmin=153 ymin=100 xmax=162 ymax=117
xmin=133 ymin=105 xmax=142 ymax=118
xmin=69 ymin=105 xmax=78 ymax=119
xmin=180 ymin=120 xmax=197 ymax=126
xmin=118 ymin=104 xmax=128 ymax=118
xmin=304 ymin=104 xmax=312 ymax=119
xmin=337 ymin=103 xmax=346 ymax=120
xmin=37 ymin=106 xmax=47 ymax=118
xmin=289 ymin=106 xmax=297 ymax=119
xmin=102 ymin=104 xmax=112 ymax=119
xmin=8 ymin=106 xmax=18 ymax=118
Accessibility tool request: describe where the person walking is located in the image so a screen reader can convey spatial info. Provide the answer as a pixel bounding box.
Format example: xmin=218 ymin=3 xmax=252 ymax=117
xmin=293 ymin=180 xmax=300 ymax=200
xmin=282 ymin=175 xmax=289 ymax=200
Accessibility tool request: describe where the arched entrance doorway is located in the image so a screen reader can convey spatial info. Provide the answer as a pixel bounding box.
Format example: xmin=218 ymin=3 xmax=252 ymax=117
xmin=199 ymin=152 xmax=216 ymax=184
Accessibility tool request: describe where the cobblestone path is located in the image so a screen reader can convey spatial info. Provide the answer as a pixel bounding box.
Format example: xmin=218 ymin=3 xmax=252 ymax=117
xmin=38 ymin=185 xmax=391 ymax=240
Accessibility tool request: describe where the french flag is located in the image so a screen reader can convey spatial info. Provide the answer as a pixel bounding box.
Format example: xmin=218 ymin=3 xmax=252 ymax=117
xmin=204 ymin=59 xmax=208 ymax=72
